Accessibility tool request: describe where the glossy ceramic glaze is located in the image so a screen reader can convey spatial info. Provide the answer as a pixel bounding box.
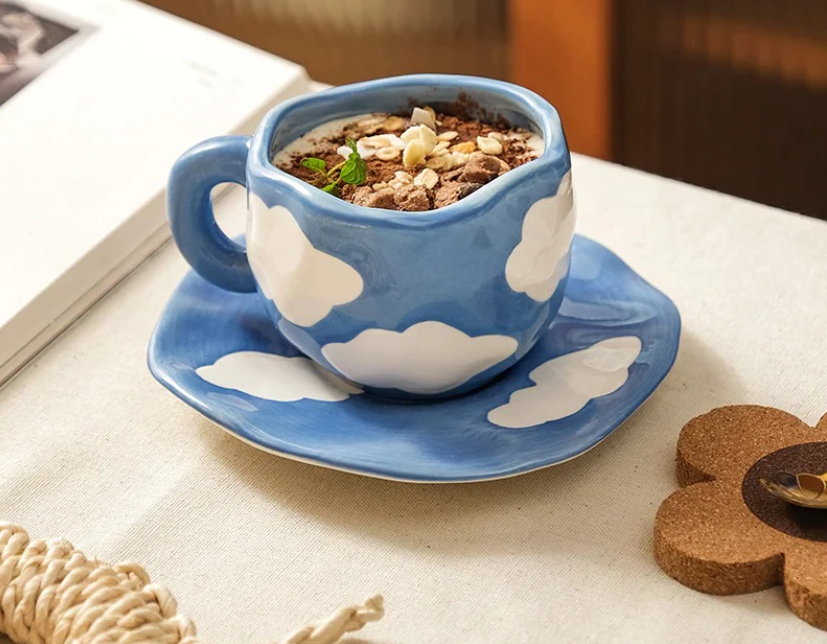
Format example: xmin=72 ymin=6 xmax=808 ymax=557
xmin=148 ymin=236 xmax=681 ymax=483
xmin=167 ymin=74 xmax=575 ymax=399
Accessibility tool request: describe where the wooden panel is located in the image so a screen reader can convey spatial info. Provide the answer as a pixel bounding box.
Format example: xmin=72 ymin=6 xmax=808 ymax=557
xmin=510 ymin=0 xmax=613 ymax=159
xmin=139 ymin=0 xmax=509 ymax=85
xmin=615 ymin=0 xmax=827 ymax=219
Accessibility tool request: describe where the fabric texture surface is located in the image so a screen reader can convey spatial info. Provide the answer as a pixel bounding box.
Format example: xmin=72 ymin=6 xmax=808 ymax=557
xmin=2 ymin=155 xmax=827 ymax=643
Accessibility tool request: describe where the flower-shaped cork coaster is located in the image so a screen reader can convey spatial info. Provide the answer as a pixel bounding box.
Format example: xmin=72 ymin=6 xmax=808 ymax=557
xmin=655 ymin=405 xmax=827 ymax=631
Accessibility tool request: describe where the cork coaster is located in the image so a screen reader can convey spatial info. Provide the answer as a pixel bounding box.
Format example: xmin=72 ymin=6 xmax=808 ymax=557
xmin=654 ymin=405 xmax=827 ymax=631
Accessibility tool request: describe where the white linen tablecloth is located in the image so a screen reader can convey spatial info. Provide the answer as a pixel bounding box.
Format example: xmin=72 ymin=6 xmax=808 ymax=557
xmin=3 ymin=155 xmax=827 ymax=643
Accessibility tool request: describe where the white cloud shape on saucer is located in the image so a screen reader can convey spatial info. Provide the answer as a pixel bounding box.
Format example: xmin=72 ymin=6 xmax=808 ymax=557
xmin=321 ymin=321 xmax=518 ymax=395
xmin=505 ymin=171 xmax=576 ymax=301
xmin=248 ymin=194 xmax=363 ymax=327
xmin=196 ymin=351 xmax=362 ymax=402
xmin=487 ymin=336 xmax=642 ymax=429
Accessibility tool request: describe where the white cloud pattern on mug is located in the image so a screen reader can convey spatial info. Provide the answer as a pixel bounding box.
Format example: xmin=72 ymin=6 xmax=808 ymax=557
xmin=505 ymin=171 xmax=576 ymax=302
xmin=321 ymin=321 xmax=518 ymax=395
xmin=248 ymin=194 xmax=364 ymax=327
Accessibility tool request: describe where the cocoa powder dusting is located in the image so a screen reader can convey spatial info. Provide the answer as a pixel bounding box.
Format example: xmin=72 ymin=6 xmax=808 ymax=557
xmin=276 ymin=110 xmax=540 ymax=212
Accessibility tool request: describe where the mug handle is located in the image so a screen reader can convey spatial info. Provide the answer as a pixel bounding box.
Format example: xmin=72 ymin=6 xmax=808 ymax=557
xmin=167 ymin=135 xmax=257 ymax=293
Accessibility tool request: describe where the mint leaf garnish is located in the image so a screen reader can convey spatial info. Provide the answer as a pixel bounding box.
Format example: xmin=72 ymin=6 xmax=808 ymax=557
xmin=301 ymin=157 xmax=327 ymax=173
xmin=340 ymin=151 xmax=367 ymax=186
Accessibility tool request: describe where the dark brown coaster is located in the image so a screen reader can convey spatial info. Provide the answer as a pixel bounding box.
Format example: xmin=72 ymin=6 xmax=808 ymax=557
xmin=742 ymin=443 xmax=827 ymax=542
xmin=654 ymin=406 xmax=827 ymax=631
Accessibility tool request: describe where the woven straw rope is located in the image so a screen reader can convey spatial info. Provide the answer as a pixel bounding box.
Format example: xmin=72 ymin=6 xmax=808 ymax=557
xmin=0 ymin=524 xmax=383 ymax=644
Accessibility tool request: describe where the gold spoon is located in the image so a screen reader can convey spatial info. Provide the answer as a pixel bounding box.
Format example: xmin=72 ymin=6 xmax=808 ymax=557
xmin=760 ymin=471 xmax=827 ymax=509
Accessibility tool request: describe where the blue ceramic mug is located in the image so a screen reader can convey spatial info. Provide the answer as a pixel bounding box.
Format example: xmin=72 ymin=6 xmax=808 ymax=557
xmin=168 ymin=74 xmax=575 ymax=399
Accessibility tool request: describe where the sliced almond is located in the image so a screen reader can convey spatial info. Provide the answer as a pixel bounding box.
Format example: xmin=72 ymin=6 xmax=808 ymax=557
xmin=426 ymin=155 xmax=455 ymax=170
xmin=362 ymin=133 xmax=405 ymax=149
xmin=376 ymin=146 xmax=401 ymax=161
xmin=400 ymin=125 xmax=436 ymax=153
xmin=414 ymin=168 xmax=440 ymax=190
xmin=361 ymin=134 xmax=393 ymax=149
xmin=451 ymin=151 xmax=471 ymax=166
xmin=451 ymin=141 xmax=476 ymax=154
xmin=410 ymin=107 xmax=437 ymax=131
xmin=372 ymin=182 xmax=389 ymax=191
xmin=389 ymin=135 xmax=406 ymax=150
xmin=400 ymin=127 xmax=421 ymax=143
xmin=437 ymin=131 xmax=459 ymax=141
xmin=357 ymin=115 xmax=384 ymax=127
xmin=403 ymin=139 xmax=427 ymax=168
xmin=394 ymin=170 xmax=413 ymax=183
xmin=388 ymin=180 xmax=403 ymax=190
xmin=355 ymin=141 xmax=375 ymax=159
xmin=356 ymin=115 xmax=385 ymax=135
xmin=337 ymin=145 xmax=353 ymax=159
xmin=430 ymin=141 xmax=450 ymax=156
xmin=477 ymin=135 xmax=503 ymax=155
xmin=382 ymin=116 xmax=405 ymax=131
xmin=419 ymin=126 xmax=438 ymax=153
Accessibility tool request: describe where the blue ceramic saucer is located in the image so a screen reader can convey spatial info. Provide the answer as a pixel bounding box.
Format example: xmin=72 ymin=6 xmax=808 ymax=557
xmin=149 ymin=236 xmax=680 ymax=483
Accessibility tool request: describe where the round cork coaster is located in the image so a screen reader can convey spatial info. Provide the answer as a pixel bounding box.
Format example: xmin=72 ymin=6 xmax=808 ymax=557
xmin=654 ymin=406 xmax=827 ymax=631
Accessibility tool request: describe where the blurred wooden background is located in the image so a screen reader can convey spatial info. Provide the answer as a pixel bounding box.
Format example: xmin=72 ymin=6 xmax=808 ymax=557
xmin=142 ymin=0 xmax=827 ymax=219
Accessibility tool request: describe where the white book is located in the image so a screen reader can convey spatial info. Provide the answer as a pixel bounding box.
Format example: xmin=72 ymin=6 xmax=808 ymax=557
xmin=0 ymin=0 xmax=311 ymax=385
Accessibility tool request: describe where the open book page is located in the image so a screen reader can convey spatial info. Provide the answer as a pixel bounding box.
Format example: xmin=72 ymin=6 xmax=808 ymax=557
xmin=0 ymin=0 xmax=309 ymax=385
